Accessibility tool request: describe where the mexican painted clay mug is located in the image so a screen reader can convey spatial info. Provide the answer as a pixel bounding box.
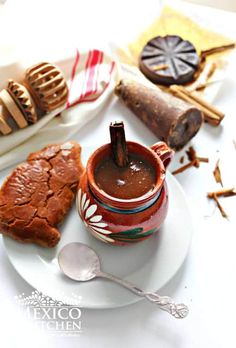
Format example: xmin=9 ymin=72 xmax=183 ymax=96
xmin=77 ymin=141 xmax=174 ymax=245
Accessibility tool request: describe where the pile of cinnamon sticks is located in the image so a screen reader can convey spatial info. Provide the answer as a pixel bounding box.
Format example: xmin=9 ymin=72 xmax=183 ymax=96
xmin=207 ymin=188 xmax=236 ymax=218
xmin=172 ymin=146 xmax=208 ymax=175
xmin=170 ymin=44 xmax=236 ymax=218
xmin=170 ymin=43 xmax=235 ymax=126
xmin=172 ymin=147 xmax=236 ymax=218
xmin=170 ymin=85 xmax=224 ymax=126
xmin=207 ymin=159 xmax=236 ymax=218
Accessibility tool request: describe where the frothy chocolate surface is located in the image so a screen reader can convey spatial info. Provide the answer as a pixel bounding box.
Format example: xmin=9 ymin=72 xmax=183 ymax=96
xmin=95 ymin=154 xmax=156 ymax=199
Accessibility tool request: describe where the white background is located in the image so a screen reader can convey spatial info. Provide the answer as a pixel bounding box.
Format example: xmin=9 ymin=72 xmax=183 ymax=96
xmin=0 ymin=1 xmax=236 ymax=347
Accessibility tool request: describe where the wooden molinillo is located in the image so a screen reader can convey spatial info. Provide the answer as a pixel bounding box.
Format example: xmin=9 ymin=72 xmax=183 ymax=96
xmin=0 ymin=88 xmax=28 ymax=131
xmin=115 ymin=79 xmax=203 ymax=151
xmin=0 ymin=103 xmax=12 ymax=135
xmin=24 ymin=62 xmax=68 ymax=112
xmin=7 ymin=80 xmax=38 ymax=124
xmin=0 ymin=62 xmax=68 ymax=136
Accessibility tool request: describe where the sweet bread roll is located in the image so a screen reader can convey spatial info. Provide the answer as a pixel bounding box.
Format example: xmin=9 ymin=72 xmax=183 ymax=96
xmin=0 ymin=141 xmax=84 ymax=247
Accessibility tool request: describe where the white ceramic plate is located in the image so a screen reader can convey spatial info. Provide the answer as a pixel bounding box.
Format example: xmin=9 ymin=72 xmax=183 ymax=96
xmin=1 ymin=147 xmax=193 ymax=308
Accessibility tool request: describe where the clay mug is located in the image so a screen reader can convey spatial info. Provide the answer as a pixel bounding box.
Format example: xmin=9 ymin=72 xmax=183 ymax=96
xmin=77 ymin=141 xmax=174 ymax=245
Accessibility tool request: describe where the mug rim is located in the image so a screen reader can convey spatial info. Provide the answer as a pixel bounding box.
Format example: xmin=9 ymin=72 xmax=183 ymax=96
xmin=86 ymin=141 xmax=166 ymax=210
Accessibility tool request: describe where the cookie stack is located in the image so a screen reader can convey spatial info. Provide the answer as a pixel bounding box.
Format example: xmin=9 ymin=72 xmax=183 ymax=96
xmin=0 ymin=62 xmax=68 ymax=135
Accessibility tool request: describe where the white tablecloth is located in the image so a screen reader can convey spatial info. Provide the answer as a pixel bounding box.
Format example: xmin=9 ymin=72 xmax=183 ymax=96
xmin=1 ymin=1 xmax=236 ymax=347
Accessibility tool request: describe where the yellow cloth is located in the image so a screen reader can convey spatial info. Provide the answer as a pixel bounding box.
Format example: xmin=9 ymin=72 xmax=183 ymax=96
xmin=118 ymin=5 xmax=233 ymax=66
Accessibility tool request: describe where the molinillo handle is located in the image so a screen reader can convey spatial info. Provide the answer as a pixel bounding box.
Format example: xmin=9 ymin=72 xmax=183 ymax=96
xmin=151 ymin=141 xmax=174 ymax=168
xmin=96 ymin=271 xmax=189 ymax=319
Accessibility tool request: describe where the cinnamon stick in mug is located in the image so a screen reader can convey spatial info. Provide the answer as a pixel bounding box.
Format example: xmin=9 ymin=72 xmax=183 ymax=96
xmin=114 ymin=79 xmax=203 ymax=151
xmin=110 ymin=121 xmax=129 ymax=167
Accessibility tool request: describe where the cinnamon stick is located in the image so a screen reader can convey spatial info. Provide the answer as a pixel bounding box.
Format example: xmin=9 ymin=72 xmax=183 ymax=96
xmin=195 ymin=81 xmax=217 ymax=91
xmin=198 ymin=157 xmax=209 ymax=163
xmin=170 ymin=85 xmax=224 ymax=126
xmin=207 ymin=188 xmax=236 ymax=219
xmin=188 ymin=62 xmax=216 ymax=92
xmin=213 ymin=159 xmax=223 ymax=187
xmin=207 ymin=188 xmax=236 ymax=198
xmin=185 ymin=147 xmax=209 ymax=165
xmin=110 ymin=121 xmax=129 ymax=167
xmin=153 ymin=64 xmax=168 ymax=72
xmin=186 ymin=146 xmax=200 ymax=167
xmin=212 ymin=194 xmax=228 ymax=218
xmin=184 ymin=88 xmax=224 ymax=119
xmin=172 ymin=146 xmax=209 ymax=174
xmin=201 ymin=43 xmax=235 ymax=58
xmin=172 ymin=161 xmax=196 ymax=175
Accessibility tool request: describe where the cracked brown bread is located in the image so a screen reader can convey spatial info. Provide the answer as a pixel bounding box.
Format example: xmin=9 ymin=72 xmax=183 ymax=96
xmin=0 ymin=141 xmax=84 ymax=247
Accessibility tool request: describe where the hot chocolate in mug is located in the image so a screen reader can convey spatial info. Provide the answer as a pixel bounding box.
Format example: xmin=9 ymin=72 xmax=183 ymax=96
xmin=77 ymin=141 xmax=174 ymax=245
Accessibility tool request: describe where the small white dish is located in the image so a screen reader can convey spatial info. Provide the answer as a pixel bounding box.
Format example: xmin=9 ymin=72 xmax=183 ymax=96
xmin=1 ymin=147 xmax=193 ymax=308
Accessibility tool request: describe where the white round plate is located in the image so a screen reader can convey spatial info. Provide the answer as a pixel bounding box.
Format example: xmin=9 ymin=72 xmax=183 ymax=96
xmin=1 ymin=147 xmax=193 ymax=308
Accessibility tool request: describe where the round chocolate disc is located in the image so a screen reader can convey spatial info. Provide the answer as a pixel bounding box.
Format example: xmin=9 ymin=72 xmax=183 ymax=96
xmin=139 ymin=35 xmax=199 ymax=86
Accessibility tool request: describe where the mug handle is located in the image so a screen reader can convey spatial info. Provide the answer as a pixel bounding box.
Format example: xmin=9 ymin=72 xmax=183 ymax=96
xmin=150 ymin=142 xmax=174 ymax=168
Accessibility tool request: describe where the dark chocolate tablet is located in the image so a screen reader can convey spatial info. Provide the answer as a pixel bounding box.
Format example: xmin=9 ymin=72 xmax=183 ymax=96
xmin=139 ymin=35 xmax=199 ymax=86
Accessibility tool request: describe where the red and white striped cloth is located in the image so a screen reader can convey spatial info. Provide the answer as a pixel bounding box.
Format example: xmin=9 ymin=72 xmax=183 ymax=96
xmin=0 ymin=49 xmax=118 ymax=170
xmin=66 ymin=49 xmax=115 ymax=108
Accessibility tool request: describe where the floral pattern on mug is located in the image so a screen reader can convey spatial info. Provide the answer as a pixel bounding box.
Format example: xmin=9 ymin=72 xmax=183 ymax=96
xmin=77 ymin=189 xmax=115 ymax=243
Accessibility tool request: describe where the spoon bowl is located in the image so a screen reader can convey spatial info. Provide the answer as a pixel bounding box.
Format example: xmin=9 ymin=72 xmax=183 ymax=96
xmin=58 ymin=242 xmax=100 ymax=281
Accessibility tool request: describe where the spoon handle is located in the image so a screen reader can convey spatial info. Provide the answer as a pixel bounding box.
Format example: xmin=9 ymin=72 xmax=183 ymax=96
xmin=96 ymin=271 xmax=188 ymax=319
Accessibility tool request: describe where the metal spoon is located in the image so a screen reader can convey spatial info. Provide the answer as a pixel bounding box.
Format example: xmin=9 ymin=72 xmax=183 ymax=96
xmin=58 ymin=242 xmax=189 ymax=319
